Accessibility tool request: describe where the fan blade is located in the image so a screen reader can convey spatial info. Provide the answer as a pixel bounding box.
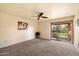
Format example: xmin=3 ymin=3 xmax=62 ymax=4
xmin=38 ymin=12 xmax=43 ymax=17
xmin=37 ymin=17 xmax=40 ymax=20
xmin=41 ymin=16 xmax=48 ymax=18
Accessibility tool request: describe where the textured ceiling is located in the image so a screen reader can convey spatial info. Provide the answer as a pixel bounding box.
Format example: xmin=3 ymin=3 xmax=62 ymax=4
xmin=0 ymin=3 xmax=79 ymax=20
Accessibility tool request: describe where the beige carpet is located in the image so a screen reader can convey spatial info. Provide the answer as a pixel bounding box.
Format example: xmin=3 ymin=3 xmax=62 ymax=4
xmin=0 ymin=39 xmax=79 ymax=56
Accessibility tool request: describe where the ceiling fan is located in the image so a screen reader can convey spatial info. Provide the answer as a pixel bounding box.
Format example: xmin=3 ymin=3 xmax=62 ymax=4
xmin=36 ymin=12 xmax=48 ymax=20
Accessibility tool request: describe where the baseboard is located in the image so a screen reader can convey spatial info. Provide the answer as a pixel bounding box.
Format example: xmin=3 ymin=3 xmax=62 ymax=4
xmin=37 ymin=38 xmax=50 ymax=40
xmin=0 ymin=39 xmax=33 ymax=48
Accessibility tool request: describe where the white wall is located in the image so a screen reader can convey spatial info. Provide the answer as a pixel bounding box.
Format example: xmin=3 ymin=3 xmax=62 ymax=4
xmin=0 ymin=12 xmax=37 ymax=48
xmin=38 ymin=20 xmax=51 ymax=39
xmin=74 ymin=14 xmax=79 ymax=48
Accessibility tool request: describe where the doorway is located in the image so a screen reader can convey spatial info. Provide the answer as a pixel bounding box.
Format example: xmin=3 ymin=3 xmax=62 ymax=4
xmin=51 ymin=21 xmax=73 ymax=43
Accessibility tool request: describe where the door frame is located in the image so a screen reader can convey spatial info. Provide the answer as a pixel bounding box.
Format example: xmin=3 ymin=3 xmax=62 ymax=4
xmin=50 ymin=20 xmax=74 ymax=43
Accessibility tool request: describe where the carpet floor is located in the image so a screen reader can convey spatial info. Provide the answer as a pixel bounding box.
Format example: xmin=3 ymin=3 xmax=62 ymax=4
xmin=0 ymin=39 xmax=79 ymax=56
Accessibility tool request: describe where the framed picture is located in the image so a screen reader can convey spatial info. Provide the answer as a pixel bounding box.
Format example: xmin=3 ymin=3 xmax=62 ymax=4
xmin=18 ymin=21 xmax=28 ymax=30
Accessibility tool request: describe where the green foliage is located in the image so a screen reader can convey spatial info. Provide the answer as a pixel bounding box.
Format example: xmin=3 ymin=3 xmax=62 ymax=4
xmin=52 ymin=24 xmax=68 ymax=39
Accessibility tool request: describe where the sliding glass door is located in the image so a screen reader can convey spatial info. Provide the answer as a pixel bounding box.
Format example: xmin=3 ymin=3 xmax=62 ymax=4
xmin=51 ymin=23 xmax=72 ymax=42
